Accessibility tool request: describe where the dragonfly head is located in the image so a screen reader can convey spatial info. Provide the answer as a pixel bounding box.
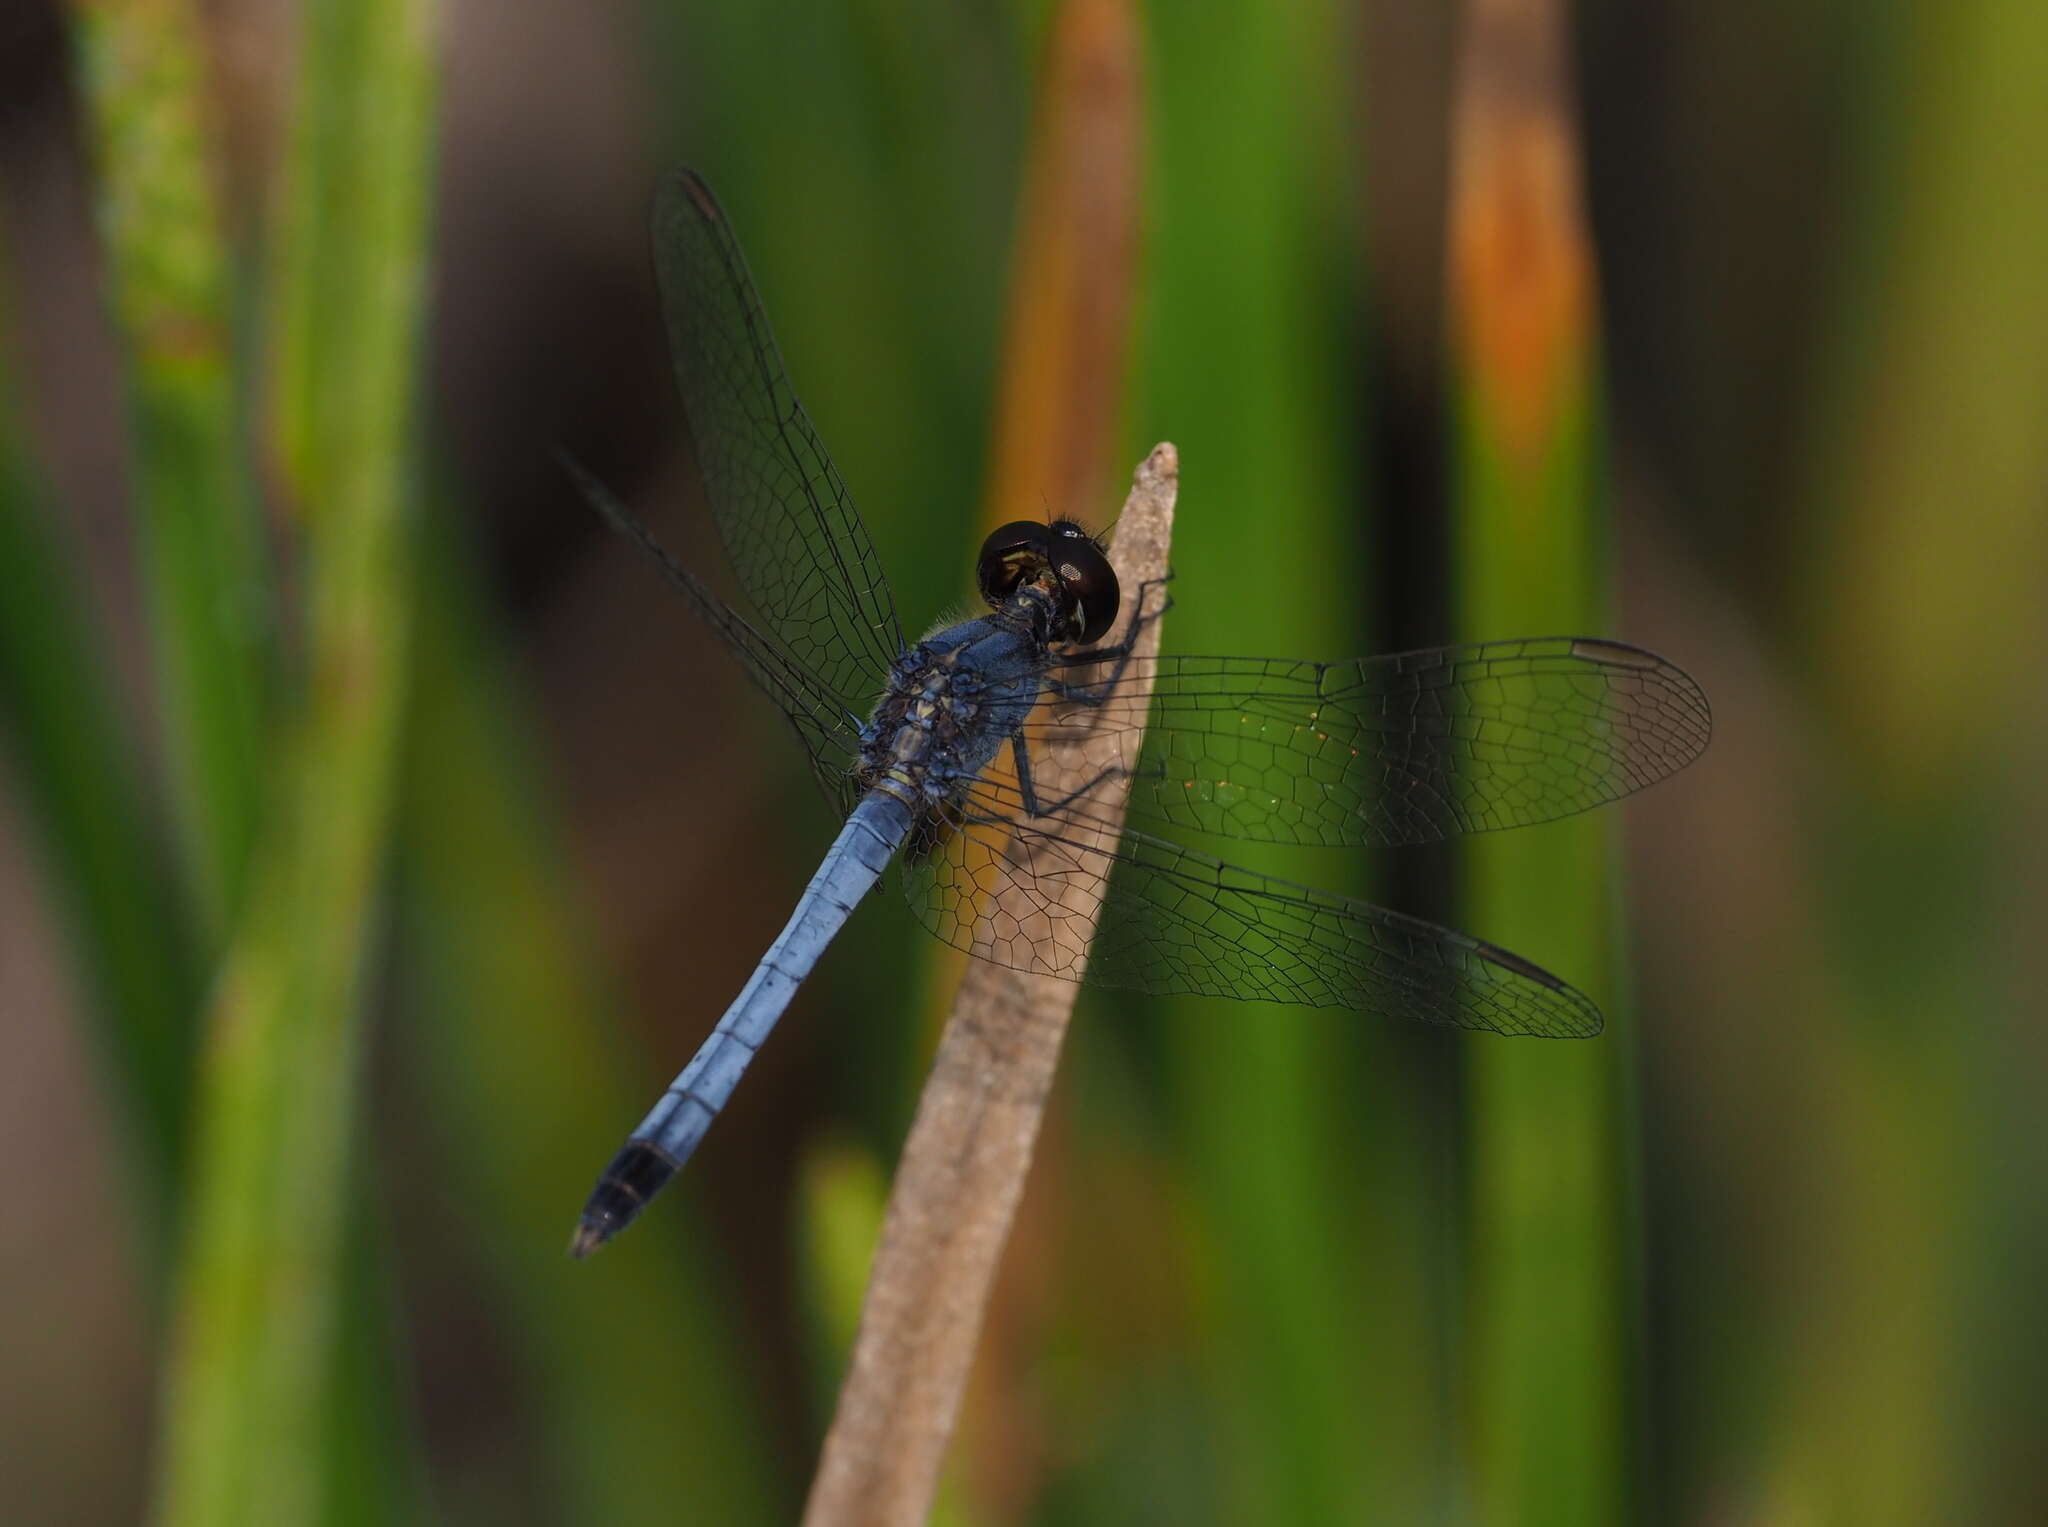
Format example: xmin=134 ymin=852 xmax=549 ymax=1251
xmin=976 ymin=519 xmax=1120 ymax=644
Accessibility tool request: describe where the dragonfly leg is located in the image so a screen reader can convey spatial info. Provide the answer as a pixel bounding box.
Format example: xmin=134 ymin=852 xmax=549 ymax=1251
xmin=1009 ymin=734 xmax=1126 ymax=819
xmin=1044 ymin=572 xmax=1172 ymax=704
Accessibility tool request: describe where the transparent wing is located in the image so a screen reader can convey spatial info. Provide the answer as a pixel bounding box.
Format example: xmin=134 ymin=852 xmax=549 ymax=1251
xmin=561 ymin=453 xmax=863 ymax=815
xmin=654 ymin=171 xmax=905 ymax=717
xmin=1024 ymin=637 xmax=1710 ymax=847
xmin=902 ymin=776 xmax=1601 ymax=1038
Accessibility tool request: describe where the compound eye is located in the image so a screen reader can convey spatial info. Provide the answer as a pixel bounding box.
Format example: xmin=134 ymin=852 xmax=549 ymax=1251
xmin=976 ymin=520 xmax=1054 ymax=608
xmin=1048 ymin=522 xmax=1120 ymax=643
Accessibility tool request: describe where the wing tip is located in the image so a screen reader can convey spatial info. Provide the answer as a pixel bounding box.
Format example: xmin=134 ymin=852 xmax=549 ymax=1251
xmin=1568 ymin=636 xmax=1716 ymax=772
xmin=1468 ymin=941 xmax=1606 ymax=1038
xmin=653 ymin=168 xmax=728 ymax=249
xmin=673 ymin=167 xmax=722 ymax=222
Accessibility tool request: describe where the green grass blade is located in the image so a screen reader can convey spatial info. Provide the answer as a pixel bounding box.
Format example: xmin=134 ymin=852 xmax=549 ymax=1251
xmin=0 ymin=257 xmax=201 ymax=1212
xmin=68 ymin=0 xmax=272 ymax=942
xmin=1446 ymin=5 xmax=1628 ymax=1520
xmin=149 ymin=0 xmax=437 ymax=1521
xmin=320 ymin=1193 xmax=434 ymax=1527
xmin=1140 ymin=6 xmax=1443 ymax=1522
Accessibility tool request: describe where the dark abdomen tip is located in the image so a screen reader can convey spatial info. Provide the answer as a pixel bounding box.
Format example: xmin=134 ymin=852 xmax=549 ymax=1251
xmin=568 ymin=1140 xmax=682 ymax=1258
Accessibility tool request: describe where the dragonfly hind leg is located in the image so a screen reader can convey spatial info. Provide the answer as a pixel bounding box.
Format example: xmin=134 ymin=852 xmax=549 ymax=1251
xmin=1008 ymin=734 xmax=1127 ymax=820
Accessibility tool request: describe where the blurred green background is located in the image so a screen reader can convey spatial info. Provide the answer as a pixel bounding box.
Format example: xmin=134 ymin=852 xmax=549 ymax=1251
xmin=2 ymin=0 xmax=2043 ymax=1523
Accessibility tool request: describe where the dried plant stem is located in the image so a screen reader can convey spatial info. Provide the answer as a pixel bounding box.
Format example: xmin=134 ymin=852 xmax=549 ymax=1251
xmin=803 ymin=444 xmax=1178 ymax=1527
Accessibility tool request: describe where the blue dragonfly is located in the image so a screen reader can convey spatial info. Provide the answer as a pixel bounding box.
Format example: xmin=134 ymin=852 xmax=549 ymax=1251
xmin=566 ymin=173 xmax=1711 ymax=1257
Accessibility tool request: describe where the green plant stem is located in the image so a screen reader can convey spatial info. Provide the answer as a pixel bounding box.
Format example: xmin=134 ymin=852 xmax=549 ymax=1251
xmin=150 ymin=0 xmax=436 ymax=1521
xmin=1447 ymin=3 xmax=1629 ymax=1513
xmin=1143 ymin=7 xmax=1425 ymax=1522
xmin=1455 ymin=393 xmax=1628 ymax=1526
xmin=0 ymin=261 xmax=200 ymax=1213
xmin=67 ymin=0 xmax=271 ymax=943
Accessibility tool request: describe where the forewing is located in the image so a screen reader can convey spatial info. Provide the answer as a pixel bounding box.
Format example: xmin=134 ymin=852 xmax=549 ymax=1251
xmin=1026 ymin=637 xmax=1710 ymax=847
xmin=902 ymin=778 xmax=1602 ymax=1038
xmin=653 ymin=171 xmax=905 ymax=715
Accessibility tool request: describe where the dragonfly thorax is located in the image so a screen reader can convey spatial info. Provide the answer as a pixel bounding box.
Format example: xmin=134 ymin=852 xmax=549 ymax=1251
xmin=856 ymin=616 xmax=1053 ymax=810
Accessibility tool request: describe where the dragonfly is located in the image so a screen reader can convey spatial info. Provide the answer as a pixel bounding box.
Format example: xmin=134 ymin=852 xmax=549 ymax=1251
xmin=565 ymin=171 xmax=1711 ymax=1257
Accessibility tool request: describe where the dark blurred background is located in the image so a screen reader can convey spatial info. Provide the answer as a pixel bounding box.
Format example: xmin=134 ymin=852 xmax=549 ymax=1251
xmin=3 ymin=1 xmax=2044 ymax=1523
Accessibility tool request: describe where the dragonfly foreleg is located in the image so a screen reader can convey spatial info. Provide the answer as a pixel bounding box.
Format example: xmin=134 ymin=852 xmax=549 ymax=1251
xmin=1043 ymin=572 xmax=1173 ymax=704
